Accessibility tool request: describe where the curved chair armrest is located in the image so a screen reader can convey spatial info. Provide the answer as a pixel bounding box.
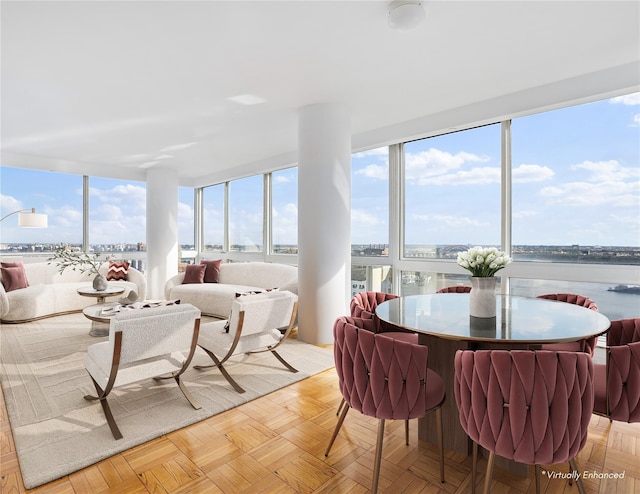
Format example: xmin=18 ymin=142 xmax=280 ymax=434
xmin=164 ymin=272 xmax=186 ymax=299
xmin=126 ymin=267 xmax=147 ymax=302
xmin=0 ymin=283 xmax=9 ymax=318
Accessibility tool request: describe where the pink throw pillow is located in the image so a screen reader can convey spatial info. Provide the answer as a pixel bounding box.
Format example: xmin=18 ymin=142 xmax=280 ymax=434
xmin=1 ymin=265 xmax=29 ymax=292
xmin=200 ymin=259 xmax=221 ymax=283
xmin=182 ymin=264 xmax=206 ymax=284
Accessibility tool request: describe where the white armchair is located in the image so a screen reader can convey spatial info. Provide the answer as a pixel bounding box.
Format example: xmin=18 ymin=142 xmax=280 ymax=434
xmin=83 ymin=303 xmax=202 ymax=439
xmin=195 ymin=290 xmax=298 ymax=393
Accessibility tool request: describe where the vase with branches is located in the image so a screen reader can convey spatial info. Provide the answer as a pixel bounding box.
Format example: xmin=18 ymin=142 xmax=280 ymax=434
xmin=48 ymin=246 xmax=113 ymax=290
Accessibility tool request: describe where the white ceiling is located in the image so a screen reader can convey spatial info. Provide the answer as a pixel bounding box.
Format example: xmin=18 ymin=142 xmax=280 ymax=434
xmin=2 ymin=1 xmax=639 ymax=187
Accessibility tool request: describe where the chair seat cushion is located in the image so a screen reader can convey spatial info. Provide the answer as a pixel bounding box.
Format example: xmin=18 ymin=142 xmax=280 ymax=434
xmin=198 ymin=319 xmax=282 ymax=357
xmin=84 ymin=341 xmax=187 ymax=388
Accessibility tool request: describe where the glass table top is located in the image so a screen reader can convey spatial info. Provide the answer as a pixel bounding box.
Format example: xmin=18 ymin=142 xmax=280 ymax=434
xmin=375 ymin=293 xmax=611 ymax=343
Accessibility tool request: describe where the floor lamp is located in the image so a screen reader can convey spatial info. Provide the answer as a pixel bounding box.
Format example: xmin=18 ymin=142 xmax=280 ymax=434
xmin=0 ymin=208 xmax=48 ymax=228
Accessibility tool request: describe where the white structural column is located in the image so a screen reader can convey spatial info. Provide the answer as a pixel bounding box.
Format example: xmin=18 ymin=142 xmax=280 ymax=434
xmin=146 ymin=167 xmax=179 ymax=300
xmin=298 ymin=103 xmax=351 ymax=344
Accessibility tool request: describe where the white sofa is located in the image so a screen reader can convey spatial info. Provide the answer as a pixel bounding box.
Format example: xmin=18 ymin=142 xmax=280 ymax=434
xmin=164 ymin=261 xmax=297 ymax=318
xmin=0 ymin=261 xmax=147 ymax=323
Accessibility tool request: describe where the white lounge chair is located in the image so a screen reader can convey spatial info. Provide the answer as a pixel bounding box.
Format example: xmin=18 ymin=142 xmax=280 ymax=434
xmin=195 ymin=290 xmax=298 ymax=393
xmin=83 ymin=303 xmax=202 ymax=439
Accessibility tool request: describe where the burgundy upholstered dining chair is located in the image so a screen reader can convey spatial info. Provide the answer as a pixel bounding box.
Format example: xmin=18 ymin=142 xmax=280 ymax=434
xmin=325 ymin=316 xmax=445 ymax=493
xmin=537 ymin=293 xmax=600 ymax=356
xmin=454 ymin=349 xmax=593 ymax=494
xmin=593 ymin=318 xmax=640 ymax=423
xmin=436 ymin=286 xmax=471 ymax=293
xmin=339 ymin=292 xmax=418 ymax=416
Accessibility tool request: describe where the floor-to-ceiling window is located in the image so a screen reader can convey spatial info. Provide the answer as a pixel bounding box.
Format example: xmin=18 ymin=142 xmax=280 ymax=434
xmin=271 ymin=167 xmax=298 ymax=255
xmin=202 ymin=183 xmax=224 ymax=253
xmin=178 ymin=186 xmax=196 ymax=265
xmin=401 ymin=124 xmax=502 ymax=294
xmin=229 ymin=175 xmax=263 ymax=252
xmin=88 ymin=177 xmax=146 ymax=253
xmin=351 ymin=147 xmax=392 ymax=294
xmin=509 ymin=94 xmax=640 ymax=320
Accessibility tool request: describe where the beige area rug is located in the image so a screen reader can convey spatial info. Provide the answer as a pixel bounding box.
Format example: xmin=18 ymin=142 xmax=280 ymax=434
xmin=0 ymin=312 xmax=335 ymax=489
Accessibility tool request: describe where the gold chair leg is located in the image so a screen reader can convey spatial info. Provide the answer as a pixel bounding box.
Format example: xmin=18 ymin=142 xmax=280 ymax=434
xmin=325 ymin=403 xmax=350 ymax=456
xmin=152 ymin=373 xmax=202 ymax=409
xmin=535 ymin=464 xmax=541 ymax=494
xmin=85 ymin=378 xmax=122 ymax=440
xmin=270 ymin=348 xmax=299 ymax=373
xmin=569 ymin=458 xmax=587 ymax=494
xmin=405 ymin=419 xmax=409 ymax=445
xmin=196 ymin=347 xmax=246 ymax=393
xmin=175 ymin=376 xmax=201 ymax=409
xmin=482 ymin=450 xmax=495 ymax=494
xmin=336 ymin=397 xmax=345 ymax=416
xmin=372 ymin=419 xmax=386 ymax=494
xmin=436 ymin=407 xmax=444 ymax=483
xmin=471 ymin=441 xmax=478 ymax=494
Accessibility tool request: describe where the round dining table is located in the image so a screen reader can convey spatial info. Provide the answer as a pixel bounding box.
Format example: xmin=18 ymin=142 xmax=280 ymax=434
xmin=375 ymin=293 xmax=611 ymax=474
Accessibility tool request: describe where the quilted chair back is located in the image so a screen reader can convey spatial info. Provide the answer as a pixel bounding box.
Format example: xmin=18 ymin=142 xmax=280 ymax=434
xmin=109 ymin=303 xmax=201 ymax=365
xmin=350 ymin=291 xmax=405 ymax=334
xmin=454 ymin=349 xmax=594 ymax=466
xmin=333 ymin=316 xmax=431 ymax=420
xmin=594 ymin=318 xmax=640 ymax=422
xmin=537 ymin=293 xmax=598 ymax=311
xmin=537 ymin=293 xmax=599 ymax=356
xmin=349 ymin=291 xmax=398 ymax=319
xmin=436 ymin=286 xmax=471 ymax=293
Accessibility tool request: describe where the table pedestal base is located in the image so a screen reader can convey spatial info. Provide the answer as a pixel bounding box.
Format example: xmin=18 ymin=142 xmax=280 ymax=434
xmin=89 ymin=320 xmax=109 ymax=337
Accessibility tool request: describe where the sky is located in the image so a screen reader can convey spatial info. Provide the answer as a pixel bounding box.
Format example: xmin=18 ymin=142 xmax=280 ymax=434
xmin=1 ymin=92 xmax=639 ymax=249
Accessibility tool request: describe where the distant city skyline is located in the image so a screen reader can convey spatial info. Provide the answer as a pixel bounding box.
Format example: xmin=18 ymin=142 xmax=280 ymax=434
xmin=2 ymin=92 xmax=639 ymax=248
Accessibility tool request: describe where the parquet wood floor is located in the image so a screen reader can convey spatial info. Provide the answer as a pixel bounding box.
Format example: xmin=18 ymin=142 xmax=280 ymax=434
xmin=1 ymin=365 xmax=638 ymax=493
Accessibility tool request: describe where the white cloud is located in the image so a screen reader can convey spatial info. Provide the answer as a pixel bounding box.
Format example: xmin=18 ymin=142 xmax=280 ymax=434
xmin=423 ymin=166 xmax=501 ymax=186
xmin=353 ymin=147 xmax=389 ymax=159
xmin=632 ymin=113 xmax=640 ymax=127
xmin=355 ymin=163 xmax=388 ymax=180
xmin=609 ymin=213 xmax=640 ymax=225
xmin=89 ymin=184 xmax=146 ymax=210
xmin=273 ymin=174 xmax=291 ymax=184
xmin=540 ymin=180 xmax=639 ymax=207
xmin=0 ymin=194 xmax=24 ymax=215
xmin=610 ymin=92 xmax=640 ymax=105
xmin=412 ymin=213 xmax=490 ymax=228
xmin=178 ymin=201 xmax=193 ymax=221
xmin=572 ymin=160 xmax=639 ymax=182
xmin=273 ymin=202 xmax=297 ymax=219
xmin=513 ymin=210 xmax=539 ymax=219
xmin=352 ymin=209 xmax=383 ymax=227
xmin=405 ymin=148 xmax=490 ymax=183
xmin=512 ymin=164 xmax=555 ymax=183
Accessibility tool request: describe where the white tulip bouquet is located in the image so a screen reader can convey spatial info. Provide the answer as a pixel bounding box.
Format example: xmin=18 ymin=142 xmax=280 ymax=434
xmin=457 ymin=246 xmax=511 ymax=278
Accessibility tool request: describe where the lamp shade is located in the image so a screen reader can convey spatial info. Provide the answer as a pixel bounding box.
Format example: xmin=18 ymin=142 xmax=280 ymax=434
xmin=388 ymin=1 xmax=425 ymax=32
xmin=18 ymin=211 xmax=48 ymax=228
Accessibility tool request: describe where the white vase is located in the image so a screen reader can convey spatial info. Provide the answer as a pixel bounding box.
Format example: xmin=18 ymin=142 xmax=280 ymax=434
xmin=469 ymin=276 xmax=497 ymax=318
xmin=92 ymin=273 xmax=108 ymax=291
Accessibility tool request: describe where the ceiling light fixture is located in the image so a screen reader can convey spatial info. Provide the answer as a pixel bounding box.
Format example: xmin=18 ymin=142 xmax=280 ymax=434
xmin=227 ymin=94 xmax=267 ymax=106
xmin=388 ymin=0 xmax=425 ymax=32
